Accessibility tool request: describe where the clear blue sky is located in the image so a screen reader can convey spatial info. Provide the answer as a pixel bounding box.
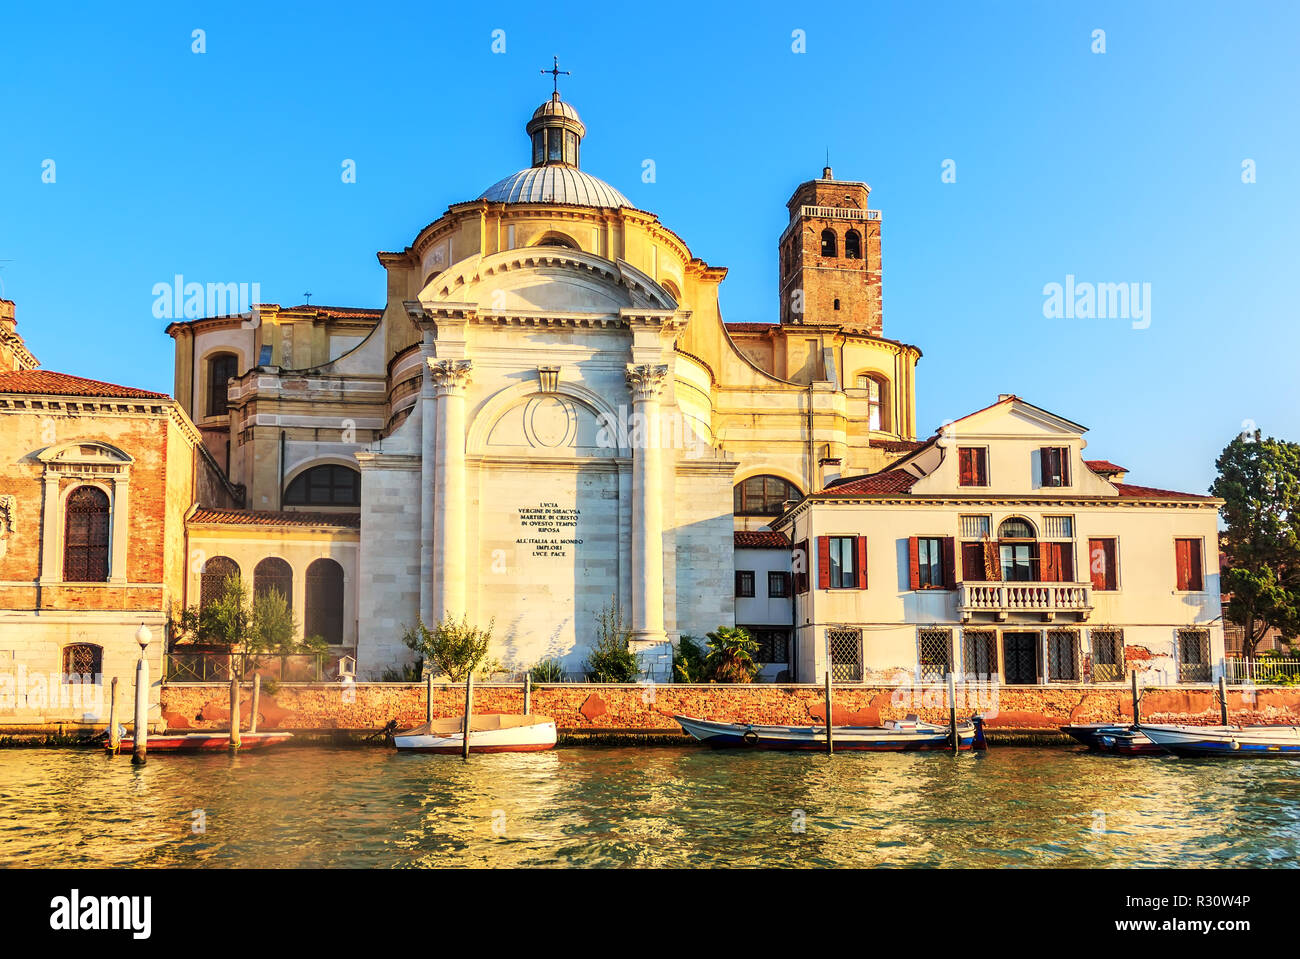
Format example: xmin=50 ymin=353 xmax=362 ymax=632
xmin=2 ymin=2 xmax=1297 ymax=496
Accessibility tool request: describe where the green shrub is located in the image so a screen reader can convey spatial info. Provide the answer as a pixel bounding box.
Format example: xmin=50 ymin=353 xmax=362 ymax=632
xmin=704 ymin=626 xmax=761 ymax=684
xmin=529 ymin=657 xmax=566 ymax=682
xmin=583 ymin=596 xmax=640 ymax=682
xmin=673 ymin=635 xmax=708 ymax=683
xmin=402 ymin=613 xmax=494 ymax=682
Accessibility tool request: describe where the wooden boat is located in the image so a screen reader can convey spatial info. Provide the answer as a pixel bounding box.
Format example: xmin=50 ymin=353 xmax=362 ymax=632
xmin=108 ymin=731 xmax=293 ymax=753
xmin=1061 ymin=723 xmax=1161 ymax=755
xmin=1138 ymin=723 xmax=1300 ymax=758
xmin=674 ymin=714 xmax=985 ymax=751
xmin=393 ymin=714 xmax=557 ymax=754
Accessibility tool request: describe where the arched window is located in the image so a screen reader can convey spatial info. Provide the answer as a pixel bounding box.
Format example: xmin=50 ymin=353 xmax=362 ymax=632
xmin=820 ymin=229 xmax=837 ymax=258
xmin=62 ymin=643 xmax=103 ymax=680
xmin=200 ymin=556 xmax=240 ymax=609
xmin=998 ymin=518 xmax=1039 ymax=582
xmin=734 ymin=475 xmax=804 ymax=516
xmin=833 ymin=298 xmax=841 ymax=311
xmin=855 ymin=374 xmax=890 ymax=432
xmin=305 ymin=559 xmax=345 ymax=645
xmin=207 ymin=353 xmax=239 ymax=417
xmin=845 ymin=230 xmax=862 ymax=259
xmin=63 ymin=486 xmax=110 ymax=582
xmin=534 ymin=232 xmax=580 ymax=250
xmin=283 ymin=465 xmax=360 ymax=507
xmin=253 ymin=557 xmax=293 ymax=606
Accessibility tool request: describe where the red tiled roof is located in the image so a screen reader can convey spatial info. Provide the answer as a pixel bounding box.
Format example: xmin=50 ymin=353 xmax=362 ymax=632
xmin=0 ymin=369 xmax=171 ymax=400
xmin=1112 ymin=483 xmax=1217 ymax=501
xmin=189 ymin=508 xmax=361 ymax=528
xmin=734 ymin=530 xmax=791 ymax=549
xmin=823 ymin=468 xmax=921 ymax=495
xmin=874 ymin=439 xmax=929 ymax=453
xmin=1085 ymin=459 xmax=1127 ymax=474
xmin=282 ymin=305 xmax=383 ymax=318
xmin=725 ymin=322 xmax=780 ymax=333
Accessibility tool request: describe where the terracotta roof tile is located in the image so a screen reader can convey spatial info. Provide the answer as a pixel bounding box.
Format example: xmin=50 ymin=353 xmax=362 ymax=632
xmin=1085 ymin=459 xmax=1127 ymax=474
xmin=823 ymin=468 xmax=920 ymax=495
xmin=189 ymin=508 xmax=361 ymax=529
xmin=725 ymin=322 xmax=780 ymax=333
xmin=282 ymin=305 xmax=383 ymax=318
xmin=734 ymin=530 xmax=791 ymax=549
xmin=0 ymin=369 xmax=171 ymax=400
xmin=874 ymin=439 xmax=929 ymax=453
xmin=1112 ymin=483 xmax=1216 ymax=501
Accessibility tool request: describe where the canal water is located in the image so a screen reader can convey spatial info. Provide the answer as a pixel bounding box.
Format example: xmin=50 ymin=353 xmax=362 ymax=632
xmin=1 ymin=746 xmax=1298 ymax=867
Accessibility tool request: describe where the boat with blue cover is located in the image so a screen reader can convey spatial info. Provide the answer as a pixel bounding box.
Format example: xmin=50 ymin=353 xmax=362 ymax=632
xmin=674 ymin=713 xmax=986 ymax=751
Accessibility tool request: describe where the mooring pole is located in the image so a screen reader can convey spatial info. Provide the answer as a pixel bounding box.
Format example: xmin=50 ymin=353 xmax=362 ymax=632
xmin=1219 ymin=674 xmax=1229 ymax=726
xmin=131 ymin=654 xmax=148 ymax=766
xmin=250 ymin=674 xmax=261 ymax=735
xmin=426 ymin=672 xmax=434 ymax=723
xmin=524 ymin=673 xmax=532 ymax=716
xmin=824 ymin=669 xmax=834 ymax=755
xmin=1130 ymin=670 xmax=1141 ymax=727
xmin=948 ymin=672 xmax=960 ymax=754
xmin=107 ymin=677 xmax=120 ymax=754
xmin=462 ymin=671 xmax=475 ymax=761
xmin=228 ymin=677 xmax=241 ymax=751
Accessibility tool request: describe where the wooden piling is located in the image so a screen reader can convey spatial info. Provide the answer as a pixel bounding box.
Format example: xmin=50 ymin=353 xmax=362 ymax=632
xmin=249 ymin=674 xmax=261 ymax=735
xmin=426 ymin=673 xmax=434 ymax=723
xmin=228 ymin=678 xmax=241 ymax=750
xmin=524 ymin=673 xmax=532 ymax=716
xmin=1130 ymin=670 xmax=1141 ymax=727
xmin=948 ymin=672 xmax=959 ymax=754
xmin=1219 ymin=675 xmax=1229 ymax=726
xmin=107 ymin=677 xmax=120 ymax=753
xmin=824 ymin=670 xmax=833 ymax=755
xmin=462 ymin=672 xmax=475 ymax=761
xmin=131 ymin=657 xmax=148 ymax=766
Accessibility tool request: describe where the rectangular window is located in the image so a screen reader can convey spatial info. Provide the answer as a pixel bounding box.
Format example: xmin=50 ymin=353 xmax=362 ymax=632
xmin=1047 ymin=630 xmax=1080 ymax=682
xmin=793 ymin=540 xmax=810 ymax=595
xmin=735 ymin=570 xmax=755 ymax=598
xmin=1175 ymin=538 xmax=1204 ymax=591
xmin=962 ymin=631 xmax=998 ymax=681
xmin=961 ymin=541 xmax=987 ymax=581
xmin=1178 ymin=628 xmax=1211 ymax=683
xmin=827 ymin=627 xmax=863 ymax=682
xmin=1000 ymin=542 xmax=1039 ymax=582
xmin=1040 ymin=447 xmax=1070 ymax=487
xmin=918 ymin=627 xmax=953 ymax=681
xmin=1088 ymin=538 xmax=1118 ymax=591
xmin=828 ymin=536 xmax=856 ymax=589
xmin=958 ymin=447 xmax=988 ymax=486
xmin=767 ymin=570 xmax=791 ymax=598
xmin=1090 ymin=628 xmax=1125 ymax=683
xmin=917 ymin=536 xmax=944 ymax=588
xmin=747 ymin=628 xmax=790 ymax=664
xmin=1039 ymin=542 xmax=1075 ymax=583
xmin=1043 ymin=515 xmax=1073 ymax=539
xmin=959 ymin=514 xmax=990 ymax=539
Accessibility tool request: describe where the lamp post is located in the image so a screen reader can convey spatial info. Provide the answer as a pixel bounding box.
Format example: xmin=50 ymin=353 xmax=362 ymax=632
xmin=131 ymin=623 xmax=151 ymax=766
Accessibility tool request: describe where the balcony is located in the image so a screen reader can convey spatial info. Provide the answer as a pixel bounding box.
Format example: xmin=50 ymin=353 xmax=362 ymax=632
xmin=957 ymin=581 xmax=1092 ymax=622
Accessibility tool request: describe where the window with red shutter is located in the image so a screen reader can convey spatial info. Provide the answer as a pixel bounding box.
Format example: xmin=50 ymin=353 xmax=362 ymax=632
xmin=958 ymin=448 xmax=987 ymax=487
xmin=817 ymin=536 xmax=831 ymax=590
xmin=1040 ymin=447 xmax=1070 ymax=487
xmin=941 ymin=536 xmax=956 ymax=589
xmin=1088 ymin=538 xmax=1117 ymax=590
xmin=793 ymin=540 xmax=810 ymax=594
xmin=856 ymin=536 xmax=868 ymax=589
xmin=908 ymin=536 xmax=920 ymax=590
xmin=1175 ymin=538 xmax=1203 ymax=591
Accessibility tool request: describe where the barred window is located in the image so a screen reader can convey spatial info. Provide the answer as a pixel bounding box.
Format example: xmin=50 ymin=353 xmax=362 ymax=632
xmin=305 ymin=558 xmax=345 ymax=645
xmin=734 ymin=475 xmax=803 ymax=516
xmin=748 ymin=628 xmax=790 ymax=664
xmin=962 ymin=630 xmax=998 ymax=681
xmin=63 ymin=486 xmax=110 ymax=582
xmin=767 ymin=571 xmax=791 ymax=598
xmin=284 ymin=465 xmax=360 ymax=507
xmin=253 ymin=557 xmax=293 ymax=606
xmin=1178 ymin=629 xmax=1211 ymax=683
xmin=1090 ymin=628 xmax=1125 ymax=683
xmin=827 ymin=627 xmax=862 ymax=682
xmin=918 ymin=627 xmax=953 ymax=681
xmin=1047 ymin=630 xmax=1081 ymax=682
xmin=735 ymin=570 xmax=755 ymax=598
xmin=61 ymin=643 xmax=102 ymax=682
xmin=200 ymin=556 xmax=240 ymax=609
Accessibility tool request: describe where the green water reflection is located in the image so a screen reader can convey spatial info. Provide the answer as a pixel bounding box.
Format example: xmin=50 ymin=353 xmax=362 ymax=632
xmin=1 ymin=747 xmax=1297 ymax=867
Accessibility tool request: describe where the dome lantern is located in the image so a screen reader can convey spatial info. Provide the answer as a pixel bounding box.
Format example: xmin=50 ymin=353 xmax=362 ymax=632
xmin=527 ymin=57 xmax=585 ymax=168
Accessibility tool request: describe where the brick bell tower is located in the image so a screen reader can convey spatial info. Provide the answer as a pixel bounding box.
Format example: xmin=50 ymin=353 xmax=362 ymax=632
xmin=777 ymin=166 xmax=882 ymax=334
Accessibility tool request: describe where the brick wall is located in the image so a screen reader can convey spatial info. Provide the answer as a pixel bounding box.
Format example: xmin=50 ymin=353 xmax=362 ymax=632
xmin=158 ymin=682 xmax=1300 ymax=733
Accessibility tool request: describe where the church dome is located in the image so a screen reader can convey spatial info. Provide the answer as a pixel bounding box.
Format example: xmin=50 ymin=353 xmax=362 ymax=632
xmin=479 ymin=80 xmax=630 ymax=209
xmin=479 ymin=166 xmax=630 ymax=207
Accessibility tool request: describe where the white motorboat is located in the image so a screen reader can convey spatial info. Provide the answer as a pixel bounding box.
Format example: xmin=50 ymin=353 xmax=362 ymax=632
xmin=1138 ymin=723 xmax=1300 ymax=758
xmin=393 ymin=714 xmax=557 ymax=753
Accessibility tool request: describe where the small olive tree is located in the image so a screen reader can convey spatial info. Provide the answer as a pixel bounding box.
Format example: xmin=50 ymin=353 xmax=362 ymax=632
xmin=403 ymin=613 xmax=494 ymax=681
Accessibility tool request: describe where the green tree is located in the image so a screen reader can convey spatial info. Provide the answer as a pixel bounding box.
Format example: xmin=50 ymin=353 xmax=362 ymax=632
xmin=672 ymin=635 xmax=708 ymax=682
xmin=704 ymin=625 xmax=761 ymax=683
xmin=1211 ymin=431 xmax=1300 ymax=656
xmin=402 ymin=613 xmax=493 ymax=682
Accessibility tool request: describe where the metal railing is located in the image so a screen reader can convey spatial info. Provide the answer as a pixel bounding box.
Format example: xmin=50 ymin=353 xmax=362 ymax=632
xmin=1224 ymin=657 xmax=1300 ymax=685
xmin=164 ymin=651 xmax=354 ymax=683
xmin=958 ymin=581 xmax=1092 ymax=619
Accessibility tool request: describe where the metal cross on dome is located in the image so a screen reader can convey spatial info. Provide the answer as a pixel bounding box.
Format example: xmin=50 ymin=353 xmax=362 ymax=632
xmin=540 ymin=55 xmax=570 ymax=96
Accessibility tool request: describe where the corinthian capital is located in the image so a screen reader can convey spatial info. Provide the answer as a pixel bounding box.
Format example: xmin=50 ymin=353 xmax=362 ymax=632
xmin=427 ymin=358 xmax=473 ymax=396
xmin=625 ymin=363 xmax=668 ymax=402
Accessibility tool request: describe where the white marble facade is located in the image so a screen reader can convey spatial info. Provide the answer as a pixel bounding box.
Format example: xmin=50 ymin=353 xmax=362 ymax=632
xmin=355 ymin=249 xmax=737 ymax=679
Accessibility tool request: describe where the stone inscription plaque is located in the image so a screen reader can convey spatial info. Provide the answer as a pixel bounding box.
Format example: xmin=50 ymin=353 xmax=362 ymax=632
xmin=517 ymin=502 xmax=582 ymax=558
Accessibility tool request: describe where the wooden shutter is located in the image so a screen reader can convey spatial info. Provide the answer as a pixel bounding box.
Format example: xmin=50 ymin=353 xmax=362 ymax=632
xmin=1039 ymin=448 xmax=1050 ymax=485
xmin=1061 ymin=452 xmax=1070 ymax=487
xmin=908 ymin=536 xmax=920 ymax=590
xmin=958 ymin=448 xmax=973 ymax=486
xmin=856 ymin=536 xmax=868 ymax=589
xmin=1088 ymin=538 xmax=1115 ymax=590
xmin=817 ymin=536 xmax=831 ymax=590
xmin=1175 ymin=539 xmax=1191 ymax=590
xmin=942 ymin=536 xmax=956 ymax=589
xmin=961 ymin=542 xmax=984 ymax=581
xmin=781 ymin=571 xmax=793 ymax=597
xmin=793 ymin=540 xmax=809 ymax=594
xmin=734 ymin=570 xmax=745 ymax=596
xmin=1190 ymin=539 xmax=1203 ymax=590
xmin=1040 ymin=542 xmax=1057 ymax=582
xmin=1059 ymin=544 xmax=1074 ymax=582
